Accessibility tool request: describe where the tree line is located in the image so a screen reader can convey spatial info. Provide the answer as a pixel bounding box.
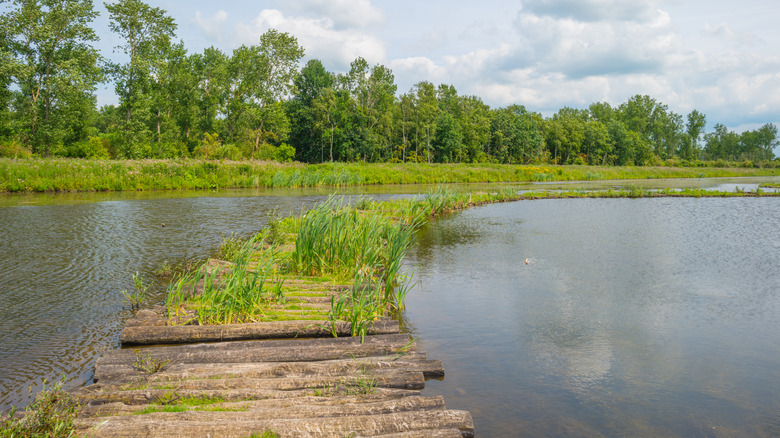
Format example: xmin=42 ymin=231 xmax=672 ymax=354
xmin=1 ymin=0 xmax=777 ymax=165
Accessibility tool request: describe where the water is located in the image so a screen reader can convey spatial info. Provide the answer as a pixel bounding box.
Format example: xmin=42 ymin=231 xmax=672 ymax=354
xmin=0 ymin=177 xmax=778 ymax=425
xmin=0 ymin=190 xmax=377 ymax=410
xmin=403 ymin=197 xmax=780 ymax=436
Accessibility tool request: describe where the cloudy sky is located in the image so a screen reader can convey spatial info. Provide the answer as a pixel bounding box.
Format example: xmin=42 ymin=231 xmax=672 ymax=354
xmin=93 ymin=0 xmax=780 ymax=135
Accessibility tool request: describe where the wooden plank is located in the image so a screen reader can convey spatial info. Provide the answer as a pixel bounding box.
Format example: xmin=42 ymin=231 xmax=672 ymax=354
xmin=355 ymin=429 xmax=465 ymax=438
xmin=78 ymin=395 xmax=446 ymax=418
xmin=72 ymin=387 xmax=421 ymax=406
xmin=100 ymin=334 xmax=415 ymax=366
xmin=94 ymin=353 xmax=443 ymax=384
xmin=75 ymin=408 xmax=474 ymax=438
xmin=121 ymin=319 xmax=400 ymax=346
xmin=85 ymin=369 xmax=426 ymax=393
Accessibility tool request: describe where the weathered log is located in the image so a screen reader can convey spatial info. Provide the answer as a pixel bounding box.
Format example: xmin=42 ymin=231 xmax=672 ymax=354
xmin=94 ymin=353 xmax=443 ymax=384
xmin=86 ymin=369 xmax=425 ymax=393
xmin=75 ymin=408 xmax=474 ymax=438
xmin=79 ymin=395 xmax=446 ymax=419
xmin=101 ymin=334 xmax=415 ymax=366
xmin=121 ymin=319 xmax=400 ymax=346
xmin=355 ymin=429 xmax=465 ymax=438
xmin=72 ymin=387 xmax=420 ymax=406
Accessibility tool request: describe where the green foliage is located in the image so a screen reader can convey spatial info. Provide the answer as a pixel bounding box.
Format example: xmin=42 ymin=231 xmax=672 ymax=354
xmin=0 ymin=140 xmax=32 ymax=159
xmin=121 ymin=272 xmax=148 ymax=309
xmin=0 ymin=379 xmax=79 ymax=438
xmin=132 ymin=349 xmax=170 ymax=374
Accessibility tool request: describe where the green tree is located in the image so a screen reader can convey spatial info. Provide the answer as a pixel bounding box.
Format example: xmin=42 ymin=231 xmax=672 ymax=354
xmin=106 ymin=0 xmax=176 ymax=157
xmin=288 ymin=59 xmax=334 ymax=162
xmin=193 ymin=46 xmax=228 ymax=136
xmin=456 ymin=95 xmax=492 ymax=162
xmin=681 ymin=109 xmax=706 ymax=160
xmin=489 ymin=105 xmax=544 ymax=164
xmin=2 ymin=0 xmax=102 ymax=155
xmin=432 ymin=111 xmax=462 ymax=162
xmin=704 ymin=123 xmax=739 ymax=161
xmin=583 ymin=120 xmax=611 ymax=164
xmin=545 ymin=107 xmax=587 ymax=164
xmin=412 ymin=81 xmax=439 ymax=162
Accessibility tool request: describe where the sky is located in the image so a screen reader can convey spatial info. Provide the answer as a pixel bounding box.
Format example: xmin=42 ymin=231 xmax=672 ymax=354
xmin=92 ymin=0 xmax=780 ymax=138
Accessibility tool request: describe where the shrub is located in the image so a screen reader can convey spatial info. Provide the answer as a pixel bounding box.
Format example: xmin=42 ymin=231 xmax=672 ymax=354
xmin=0 ymin=140 xmax=33 ymax=159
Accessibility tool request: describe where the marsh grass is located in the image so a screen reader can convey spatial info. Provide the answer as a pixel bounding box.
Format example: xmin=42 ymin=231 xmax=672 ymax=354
xmin=121 ymin=272 xmax=148 ymax=309
xmin=0 ymin=379 xmax=79 ymax=438
xmin=3 ymin=158 xmax=777 ymax=193
xmin=165 ymin=232 xmax=289 ymax=325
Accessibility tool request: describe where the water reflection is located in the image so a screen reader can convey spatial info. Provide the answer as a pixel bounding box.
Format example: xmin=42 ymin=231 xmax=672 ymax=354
xmin=403 ymin=197 xmax=780 ymax=437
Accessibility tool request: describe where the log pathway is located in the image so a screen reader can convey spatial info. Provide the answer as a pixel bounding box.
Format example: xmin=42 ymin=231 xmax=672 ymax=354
xmin=71 ymin=278 xmax=474 ymax=437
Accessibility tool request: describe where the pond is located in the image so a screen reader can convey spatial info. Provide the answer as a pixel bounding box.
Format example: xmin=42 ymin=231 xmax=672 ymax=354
xmin=403 ymin=196 xmax=780 ymax=437
xmin=1 ymin=176 xmax=778 ymax=430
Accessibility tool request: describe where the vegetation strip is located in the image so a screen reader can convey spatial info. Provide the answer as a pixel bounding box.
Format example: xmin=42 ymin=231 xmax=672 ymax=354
xmin=1 ymin=159 xmax=778 ymax=192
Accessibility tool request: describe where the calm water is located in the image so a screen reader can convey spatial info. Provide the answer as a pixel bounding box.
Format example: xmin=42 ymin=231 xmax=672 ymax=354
xmin=403 ymin=197 xmax=780 ymax=437
xmin=1 ymin=177 xmax=778 ymax=426
xmin=0 ymin=193 xmax=345 ymax=410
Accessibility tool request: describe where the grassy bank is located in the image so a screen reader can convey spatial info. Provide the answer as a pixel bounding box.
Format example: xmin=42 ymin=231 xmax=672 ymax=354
xmin=1 ymin=158 xmax=778 ymax=193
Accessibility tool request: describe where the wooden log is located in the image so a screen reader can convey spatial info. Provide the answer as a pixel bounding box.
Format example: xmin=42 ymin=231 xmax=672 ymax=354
xmin=94 ymin=353 xmax=443 ymax=384
xmin=101 ymin=334 xmax=415 ymax=366
xmin=355 ymin=429 xmax=465 ymax=438
xmin=72 ymin=387 xmax=421 ymax=406
xmin=79 ymin=395 xmax=446 ymax=419
xmin=121 ymin=319 xmax=400 ymax=346
xmin=86 ymin=369 xmax=425 ymax=393
xmin=75 ymin=408 xmax=474 ymax=438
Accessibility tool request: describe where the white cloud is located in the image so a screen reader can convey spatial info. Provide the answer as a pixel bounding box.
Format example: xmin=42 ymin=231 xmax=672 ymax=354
xmin=283 ymin=0 xmax=385 ymax=29
xmin=520 ymin=0 xmax=658 ymax=23
xmin=511 ymin=9 xmax=684 ymax=79
xmin=390 ymin=57 xmax=448 ymax=87
xmin=703 ymin=22 xmax=761 ymax=45
xmin=232 ymin=9 xmax=386 ymax=69
xmin=194 ymin=10 xmax=229 ymax=41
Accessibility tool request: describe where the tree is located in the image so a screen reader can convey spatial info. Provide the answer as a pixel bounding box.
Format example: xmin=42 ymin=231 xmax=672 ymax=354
xmin=704 ymin=123 xmax=739 ymax=160
xmin=106 ymin=0 xmax=176 ymax=157
xmin=619 ymin=94 xmax=683 ymax=160
xmin=583 ymin=120 xmax=611 ymax=164
xmin=2 ymin=0 xmax=102 ymax=155
xmin=545 ymin=108 xmax=586 ymax=164
xmin=288 ymin=59 xmax=334 ymax=162
xmin=193 ymin=46 xmax=228 ymax=136
xmin=432 ymin=111 xmax=462 ymax=162
xmin=490 ymin=105 xmax=544 ymax=164
xmin=412 ymin=81 xmax=438 ymax=162
xmin=456 ymin=95 xmax=492 ymax=162
xmin=681 ymin=109 xmax=706 ymax=160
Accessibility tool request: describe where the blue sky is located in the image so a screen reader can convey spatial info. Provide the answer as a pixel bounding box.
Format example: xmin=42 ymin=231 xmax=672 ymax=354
xmin=93 ymin=0 xmax=780 ymax=137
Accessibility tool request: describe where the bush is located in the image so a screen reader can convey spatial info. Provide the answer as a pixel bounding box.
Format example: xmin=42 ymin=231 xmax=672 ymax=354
xmin=0 ymin=140 xmax=32 ymax=159
xmin=277 ymin=143 xmax=296 ymax=162
xmin=0 ymin=380 xmax=79 ymax=438
xmin=57 ymin=137 xmax=111 ymax=159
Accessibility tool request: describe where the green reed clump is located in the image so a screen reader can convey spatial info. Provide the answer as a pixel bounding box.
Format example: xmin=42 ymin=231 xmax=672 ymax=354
xmin=165 ymin=232 xmax=285 ymax=325
xmin=216 ymin=233 xmax=246 ymax=262
xmin=0 ymin=379 xmax=79 ymax=438
xmin=291 ymin=197 xmax=389 ymax=279
xmin=121 ymin=272 xmax=148 ymax=309
xmin=328 ymin=274 xmax=385 ymax=340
